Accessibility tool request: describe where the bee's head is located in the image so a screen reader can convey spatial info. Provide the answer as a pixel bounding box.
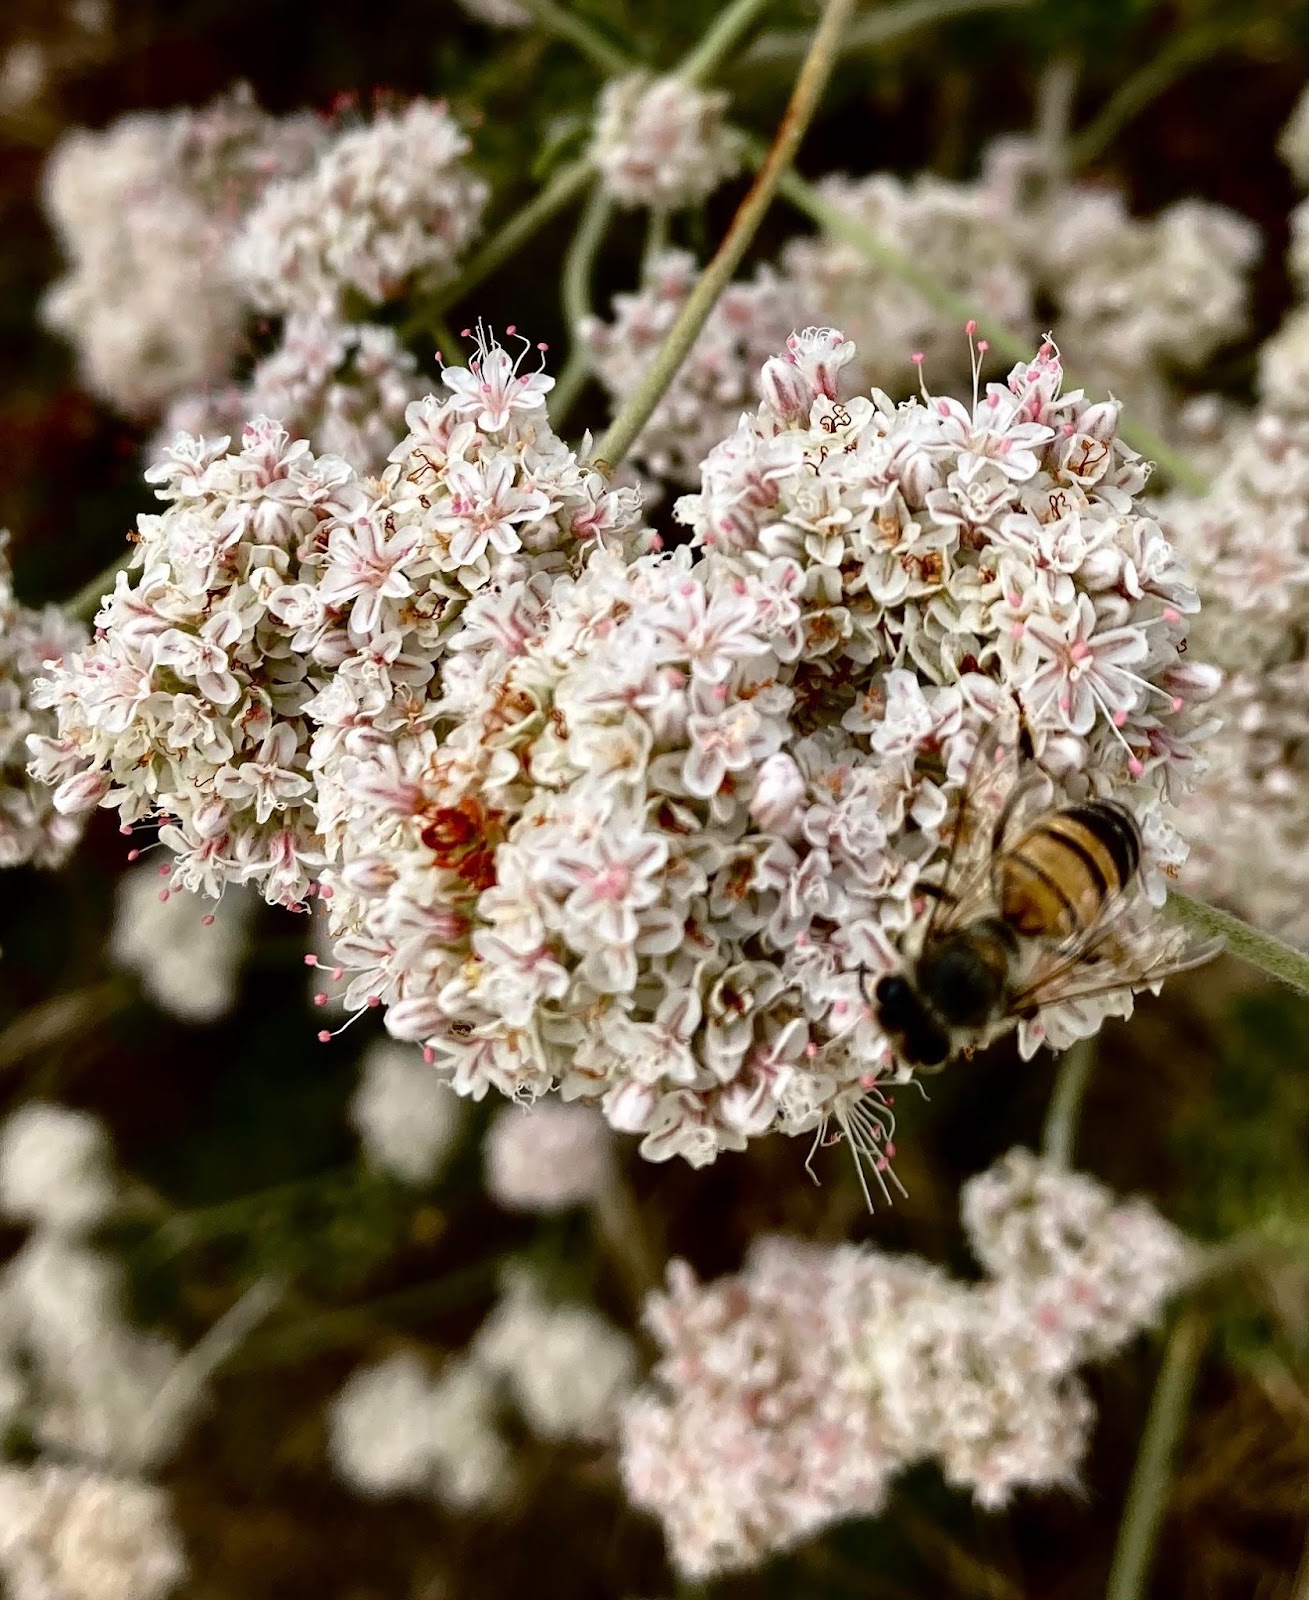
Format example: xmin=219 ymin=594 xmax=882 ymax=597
xmin=873 ymin=973 xmax=951 ymax=1070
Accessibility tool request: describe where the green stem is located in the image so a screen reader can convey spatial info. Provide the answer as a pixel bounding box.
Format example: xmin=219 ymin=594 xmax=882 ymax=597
xmin=1041 ymin=1036 xmax=1096 ymax=1168
xmin=550 ymin=179 xmax=614 ymax=428
xmin=592 ymin=0 xmax=859 ymax=474
xmin=763 ymin=157 xmax=1210 ymax=494
xmin=429 ymin=316 xmax=462 ymax=368
xmin=516 ymin=0 xmax=631 ymax=75
xmin=676 ymin=0 xmax=775 ymax=85
xmin=402 ymin=156 xmax=595 ymax=341
xmin=1105 ymin=1309 xmax=1208 ymax=1600
xmin=740 ymin=0 xmax=1032 ymax=65
xmin=228 ymin=1262 xmax=498 ymax=1371
xmin=69 ymin=553 xmax=134 ymax=622
xmin=642 ymin=208 xmax=670 ymax=276
xmin=1067 ymin=21 xmax=1251 ymax=173
xmin=1166 ymin=891 xmax=1309 ymax=996
xmin=0 ymin=979 xmax=129 ymax=1073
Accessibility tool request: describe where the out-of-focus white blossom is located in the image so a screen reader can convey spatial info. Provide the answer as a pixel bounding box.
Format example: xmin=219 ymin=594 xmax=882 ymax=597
xmin=591 ymin=74 xmax=740 ymax=211
xmin=314 ymin=330 xmax=1214 ymax=1176
xmin=153 ymin=316 xmax=428 ymax=475
xmin=110 ymin=866 xmax=253 ymax=1022
xmin=1160 ymin=409 xmax=1309 ymax=942
xmin=233 ymin=99 xmax=488 ymax=317
xmin=484 ymin=1102 xmax=615 ymax=1213
xmin=1279 ymin=84 xmax=1309 ymax=187
xmin=473 ymin=1268 xmax=638 ymax=1443
xmin=30 ymin=419 xmax=370 ymax=907
xmin=456 ymin=0 xmax=529 ymax=23
xmin=621 ymin=1150 xmax=1195 ymax=1579
xmin=350 ymin=1039 xmax=464 ymax=1185
xmin=40 ymin=85 xmax=324 ymax=414
xmin=0 ymin=1463 xmax=186 ymax=1600
xmin=582 ymin=251 xmax=804 ymax=486
xmin=329 ymin=1349 xmax=513 ymax=1510
xmin=1 ymin=533 xmax=87 ymax=868
xmin=0 ymin=1103 xmax=117 ymax=1234
xmin=1 ymin=1235 xmax=203 ymax=1470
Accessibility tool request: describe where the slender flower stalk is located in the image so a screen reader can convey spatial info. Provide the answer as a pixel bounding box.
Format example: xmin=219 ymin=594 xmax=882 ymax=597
xmin=739 ymin=0 xmax=1034 ymax=64
xmin=550 ymin=179 xmax=615 ymax=425
xmin=593 ymin=0 xmax=859 ymax=472
xmin=1067 ymin=20 xmax=1254 ymax=173
xmin=1042 ymin=1037 xmax=1097 ymax=1168
xmin=675 ymin=0 xmax=776 ymax=86
xmin=515 ymin=0 xmax=632 ymax=74
xmin=1165 ymin=892 xmax=1309 ymax=995
xmin=1105 ymin=1309 xmax=1208 ymax=1600
xmin=403 ymin=154 xmax=594 ymax=340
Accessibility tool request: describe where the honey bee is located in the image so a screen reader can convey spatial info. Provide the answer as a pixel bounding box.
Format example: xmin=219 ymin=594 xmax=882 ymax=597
xmin=870 ymin=714 xmax=1221 ymax=1068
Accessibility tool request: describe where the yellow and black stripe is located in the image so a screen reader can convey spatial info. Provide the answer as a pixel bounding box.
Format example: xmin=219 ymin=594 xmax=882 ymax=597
xmin=999 ymin=802 xmax=1141 ymax=939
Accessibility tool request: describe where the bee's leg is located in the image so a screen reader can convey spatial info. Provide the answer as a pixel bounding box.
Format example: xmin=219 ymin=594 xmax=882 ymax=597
xmin=915 ymin=881 xmax=955 ymax=903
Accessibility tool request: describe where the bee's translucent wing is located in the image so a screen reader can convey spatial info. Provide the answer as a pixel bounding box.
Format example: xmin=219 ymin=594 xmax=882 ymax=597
xmin=921 ymin=709 xmax=1038 ymax=937
xmin=1007 ymin=910 xmax=1223 ymax=1015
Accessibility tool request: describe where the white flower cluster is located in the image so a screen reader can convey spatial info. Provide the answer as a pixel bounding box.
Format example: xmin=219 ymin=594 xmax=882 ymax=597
xmin=109 ymin=865 xmax=254 ymax=1022
xmin=0 ymin=1101 xmax=117 ymax=1234
xmin=484 ymin=1099 xmax=615 ymax=1212
xmin=586 ymin=143 xmax=1257 ymax=492
xmin=31 ymin=419 xmax=368 ymax=907
xmin=1159 ymin=110 xmax=1309 ymax=944
xmin=153 ymin=315 xmax=428 ymax=475
xmin=350 ymin=1038 xmax=465 ymax=1185
xmin=0 ymin=533 xmax=87 ymax=869
xmin=329 ymin=1272 xmax=637 ymax=1506
xmin=0 ymin=1463 xmax=186 ymax=1600
xmin=591 ymin=74 xmax=741 ymax=211
xmin=40 ymin=85 xmax=325 ymax=414
xmin=232 ymin=99 xmax=489 ymax=317
xmin=581 ymin=251 xmax=803 ymax=486
xmin=312 ymin=330 xmax=1213 ymax=1174
xmin=472 ymin=1267 xmax=638 ymax=1443
xmin=621 ymin=1149 xmax=1196 ymax=1579
xmin=329 ymin=1349 xmax=514 ymax=1510
xmin=0 ymin=1126 xmax=201 ymax=1470
xmin=301 ymin=328 xmax=647 ymax=843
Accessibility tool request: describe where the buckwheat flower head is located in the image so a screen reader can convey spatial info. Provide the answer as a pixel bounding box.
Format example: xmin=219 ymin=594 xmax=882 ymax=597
xmin=232 ymin=99 xmax=489 ymax=317
xmin=622 ymin=1156 xmax=1196 ymax=1576
xmin=961 ymin=1147 xmax=1198 ymax=1363
xmin=30 ymin=419 xmax=369 ymax=907
xmin=582 ymin=251 xmax=805 ymax=487
xmin=314 ymin=332 xmax=1214 ymax=1176
xmin=40 ymin=86 xmax=324 ymax=414
xmin=0 ymin=1463 xmax=186 ymax=1600
xmin=350 ymin=1039 xmax=464 ymax=1185
xmin=0 ymin=1103 xmax=117 ymax=1234
xmin=0 ymin=534 xmax=88 ymax=868
xmin=484 ymin=1101 xmax=615 ymax=1213
xmin=473 ymin=1267 xmax=638 ymax=1442
xmin=153 ymin=316 xmax=428 ymax=475
xmin=592 ymin=73 xmax=741 ymax=211
xmin=329 ymin=1350 xmax=513 ymax=1510
xmin=110 ymin=866 xmax=253 ymax=1022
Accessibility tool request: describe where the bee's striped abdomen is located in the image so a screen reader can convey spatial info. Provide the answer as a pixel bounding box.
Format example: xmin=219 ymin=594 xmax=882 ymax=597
xmin=1000 ymin=802 xmax=1141 ymax=939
